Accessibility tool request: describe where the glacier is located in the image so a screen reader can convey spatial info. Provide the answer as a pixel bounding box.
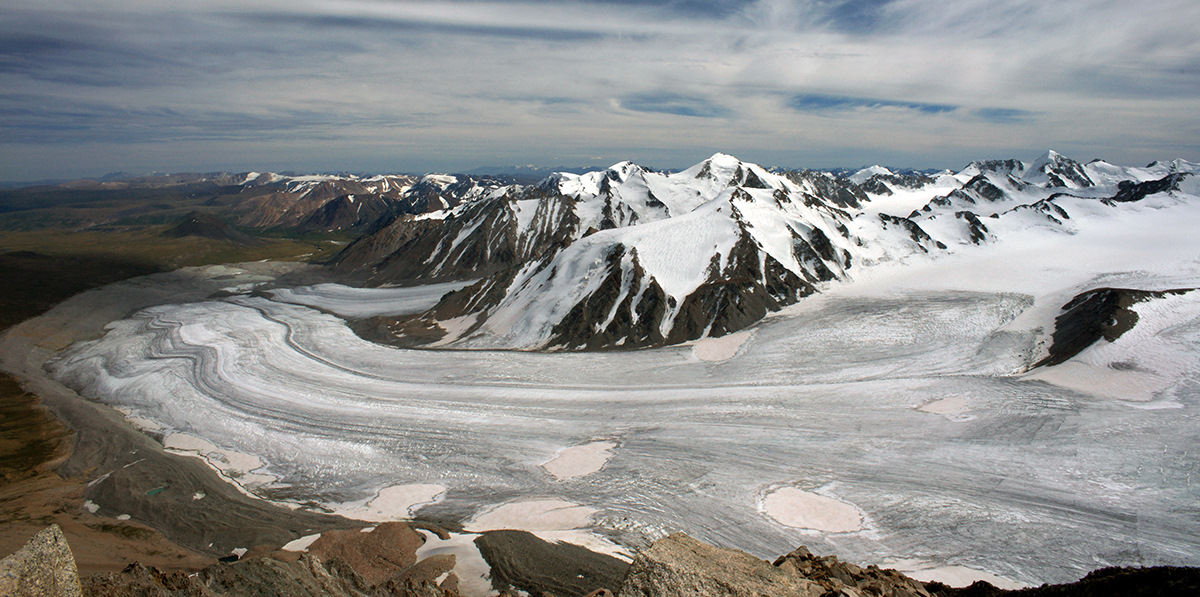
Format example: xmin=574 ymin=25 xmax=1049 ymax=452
xmin=46 ymin=152 xmax=1200 ymax=587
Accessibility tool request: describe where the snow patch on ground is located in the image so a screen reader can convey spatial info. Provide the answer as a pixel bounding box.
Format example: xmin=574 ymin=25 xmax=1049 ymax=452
xmin=468 ymin=499 xmax=597 ymax=532
xmin=429 ymin=314 xmax=480 ymax=347
xmin=760 ymin=486 xmax=864 ymax=533
xmin=415 ymin=530 xmax=494 ymax=597
xmin=692 ymin=330 xmax=753 ymax=361
xmin=336 ymin=484 xmax=447 ymax=522
xmin=281 ymin=533 xmax=323 ymax=552
xmin=890 ymin=559 xmax=1027 ymax=590
xmin=542 ymin=441 xmax=617 ymax=480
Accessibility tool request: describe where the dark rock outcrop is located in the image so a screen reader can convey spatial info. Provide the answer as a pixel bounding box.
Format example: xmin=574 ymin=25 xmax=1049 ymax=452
xmin=784 ymin=170 xmax=867 ymax=208
xmin=956 ymin=211 xmax=990 ymax=244
xmin=1110 ymin=173 xmax=1190 ymax=203
xmin=79 ymin=522 xmax=460 ymax=597
xmin=927 ymin=565 xmax=1200 ymax=597
xmin=474 ymin=530 xmax=629 ymax=597
xmin=1032 ymin=287 xmax=1195 ymax=368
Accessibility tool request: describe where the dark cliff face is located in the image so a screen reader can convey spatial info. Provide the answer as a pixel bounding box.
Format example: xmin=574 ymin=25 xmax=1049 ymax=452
xmin=785 ymin=169 xmax=867 ymax=208
xmin=331 ymin=191 xmax=580 ymax=284
xmin=1028 ymin=153 xmax=1094 ymax=188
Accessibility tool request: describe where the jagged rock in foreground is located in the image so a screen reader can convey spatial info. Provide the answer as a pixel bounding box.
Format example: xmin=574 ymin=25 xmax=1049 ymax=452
xmin=618 ymin=533 xmax=930 ymax=597
xmin=622 ymin=534 xmax=1200 ymax=597
xmin=0 ymin=525 xmax=83 ymax=597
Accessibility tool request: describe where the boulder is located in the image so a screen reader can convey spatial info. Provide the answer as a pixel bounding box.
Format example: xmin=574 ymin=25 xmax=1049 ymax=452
xmin=0 ymin=525 xmax=83 ymax=597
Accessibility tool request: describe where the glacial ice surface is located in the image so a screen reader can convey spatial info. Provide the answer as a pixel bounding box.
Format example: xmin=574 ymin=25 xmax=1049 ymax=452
xmin=49 ymin=281 xmax=1200 ymax=586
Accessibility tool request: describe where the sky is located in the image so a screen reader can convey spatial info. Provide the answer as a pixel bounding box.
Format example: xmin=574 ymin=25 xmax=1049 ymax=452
xmin=2 ymin=0 xmax=1199 ymax=181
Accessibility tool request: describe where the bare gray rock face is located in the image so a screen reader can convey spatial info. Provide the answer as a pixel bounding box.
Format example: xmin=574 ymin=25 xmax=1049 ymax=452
xmin=0 ymin=525 xmax=83 ymax=597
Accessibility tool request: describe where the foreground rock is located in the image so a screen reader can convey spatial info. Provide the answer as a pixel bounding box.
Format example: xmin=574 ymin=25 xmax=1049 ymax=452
xmin=621 ymin=534 xmax=1200 ymax=597
xmin=9 ymin=523 xmax=1200 ymax=597
xmin=0 ymin=524 xmax=83 ymax=597
xmin=618 ymin=533 xmax=930 ymax=597
xmin=81 ymin=522 xmax=460 ymax=597
xmin=474 ymin=530 xmax=629 ymax=597
xmin=927 ymin=566 xmax=1200 ymax=596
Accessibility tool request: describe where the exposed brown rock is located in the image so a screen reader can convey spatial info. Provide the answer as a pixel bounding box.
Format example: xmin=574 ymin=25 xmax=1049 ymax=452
xmin=306 ymin=522 xmax=425 ymax=586
xmin=773 ymin=545 xmax=932 ymax=597
xmin=618 ymin=534 xmax=939 ymax=597
xmin=619 ymin=533 xmax=821 ymax=597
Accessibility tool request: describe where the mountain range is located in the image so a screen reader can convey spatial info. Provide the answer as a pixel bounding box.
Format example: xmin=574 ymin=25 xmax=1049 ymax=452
xmin=323 ymin=150 xmax=1198 ymax=351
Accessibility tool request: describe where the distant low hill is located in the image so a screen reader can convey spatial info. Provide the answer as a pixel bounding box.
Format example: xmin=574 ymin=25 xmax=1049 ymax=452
xmin=162 ymin=212 xmax=264 ymax=245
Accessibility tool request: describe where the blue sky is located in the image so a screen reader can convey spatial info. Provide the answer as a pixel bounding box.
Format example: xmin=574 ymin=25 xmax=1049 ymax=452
xmin=2 ymin=0 xmax=1198 ymax=180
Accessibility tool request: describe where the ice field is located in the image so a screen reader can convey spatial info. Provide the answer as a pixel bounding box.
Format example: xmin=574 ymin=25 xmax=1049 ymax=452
xmin=49 ymin=274 xmax=1200 ymax=587
xmin=47 ymin=179 xmax=1200 ymax=586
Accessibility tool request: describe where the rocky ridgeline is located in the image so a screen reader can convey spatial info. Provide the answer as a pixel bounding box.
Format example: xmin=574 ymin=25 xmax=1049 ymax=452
xmin=621 ymin=533 xmax=930 ymax=597
xmin=9 ymin=524 xmax=1199 ymax=597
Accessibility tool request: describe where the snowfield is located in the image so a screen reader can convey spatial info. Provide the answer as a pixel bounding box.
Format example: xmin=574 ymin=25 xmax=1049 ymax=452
xmin=47 ymin=153 xmax=1200 ymax=588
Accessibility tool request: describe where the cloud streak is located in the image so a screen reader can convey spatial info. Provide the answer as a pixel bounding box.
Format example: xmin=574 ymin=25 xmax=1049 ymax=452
xmin=1 ymin=0 xmax=1198 ymax=180
xmin=789 ymin=94 xmax=957 ymax=115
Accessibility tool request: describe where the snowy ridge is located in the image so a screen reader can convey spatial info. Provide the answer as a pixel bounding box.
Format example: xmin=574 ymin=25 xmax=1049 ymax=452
xmin=328 ymin=150 xmax=1199 ymax=351
xmin=334 ymin=154 xmax=935 ymax=349
xmin=224 ymin=170 xmax=519 ymax=233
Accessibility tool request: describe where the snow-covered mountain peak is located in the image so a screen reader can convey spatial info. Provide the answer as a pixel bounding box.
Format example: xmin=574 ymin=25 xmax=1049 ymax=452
xmin=957 ymin=158 xmax=1026 ymax=182
xmin=328 ymin=152 xmax=1200 ymax=351
xmin=849 ymin=165 xmax=893 ymax=185
xmin=604 ymin=160 xmax=643 ymax=181
xmin=1023 ymin=149 xmax=1093 ymax=189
